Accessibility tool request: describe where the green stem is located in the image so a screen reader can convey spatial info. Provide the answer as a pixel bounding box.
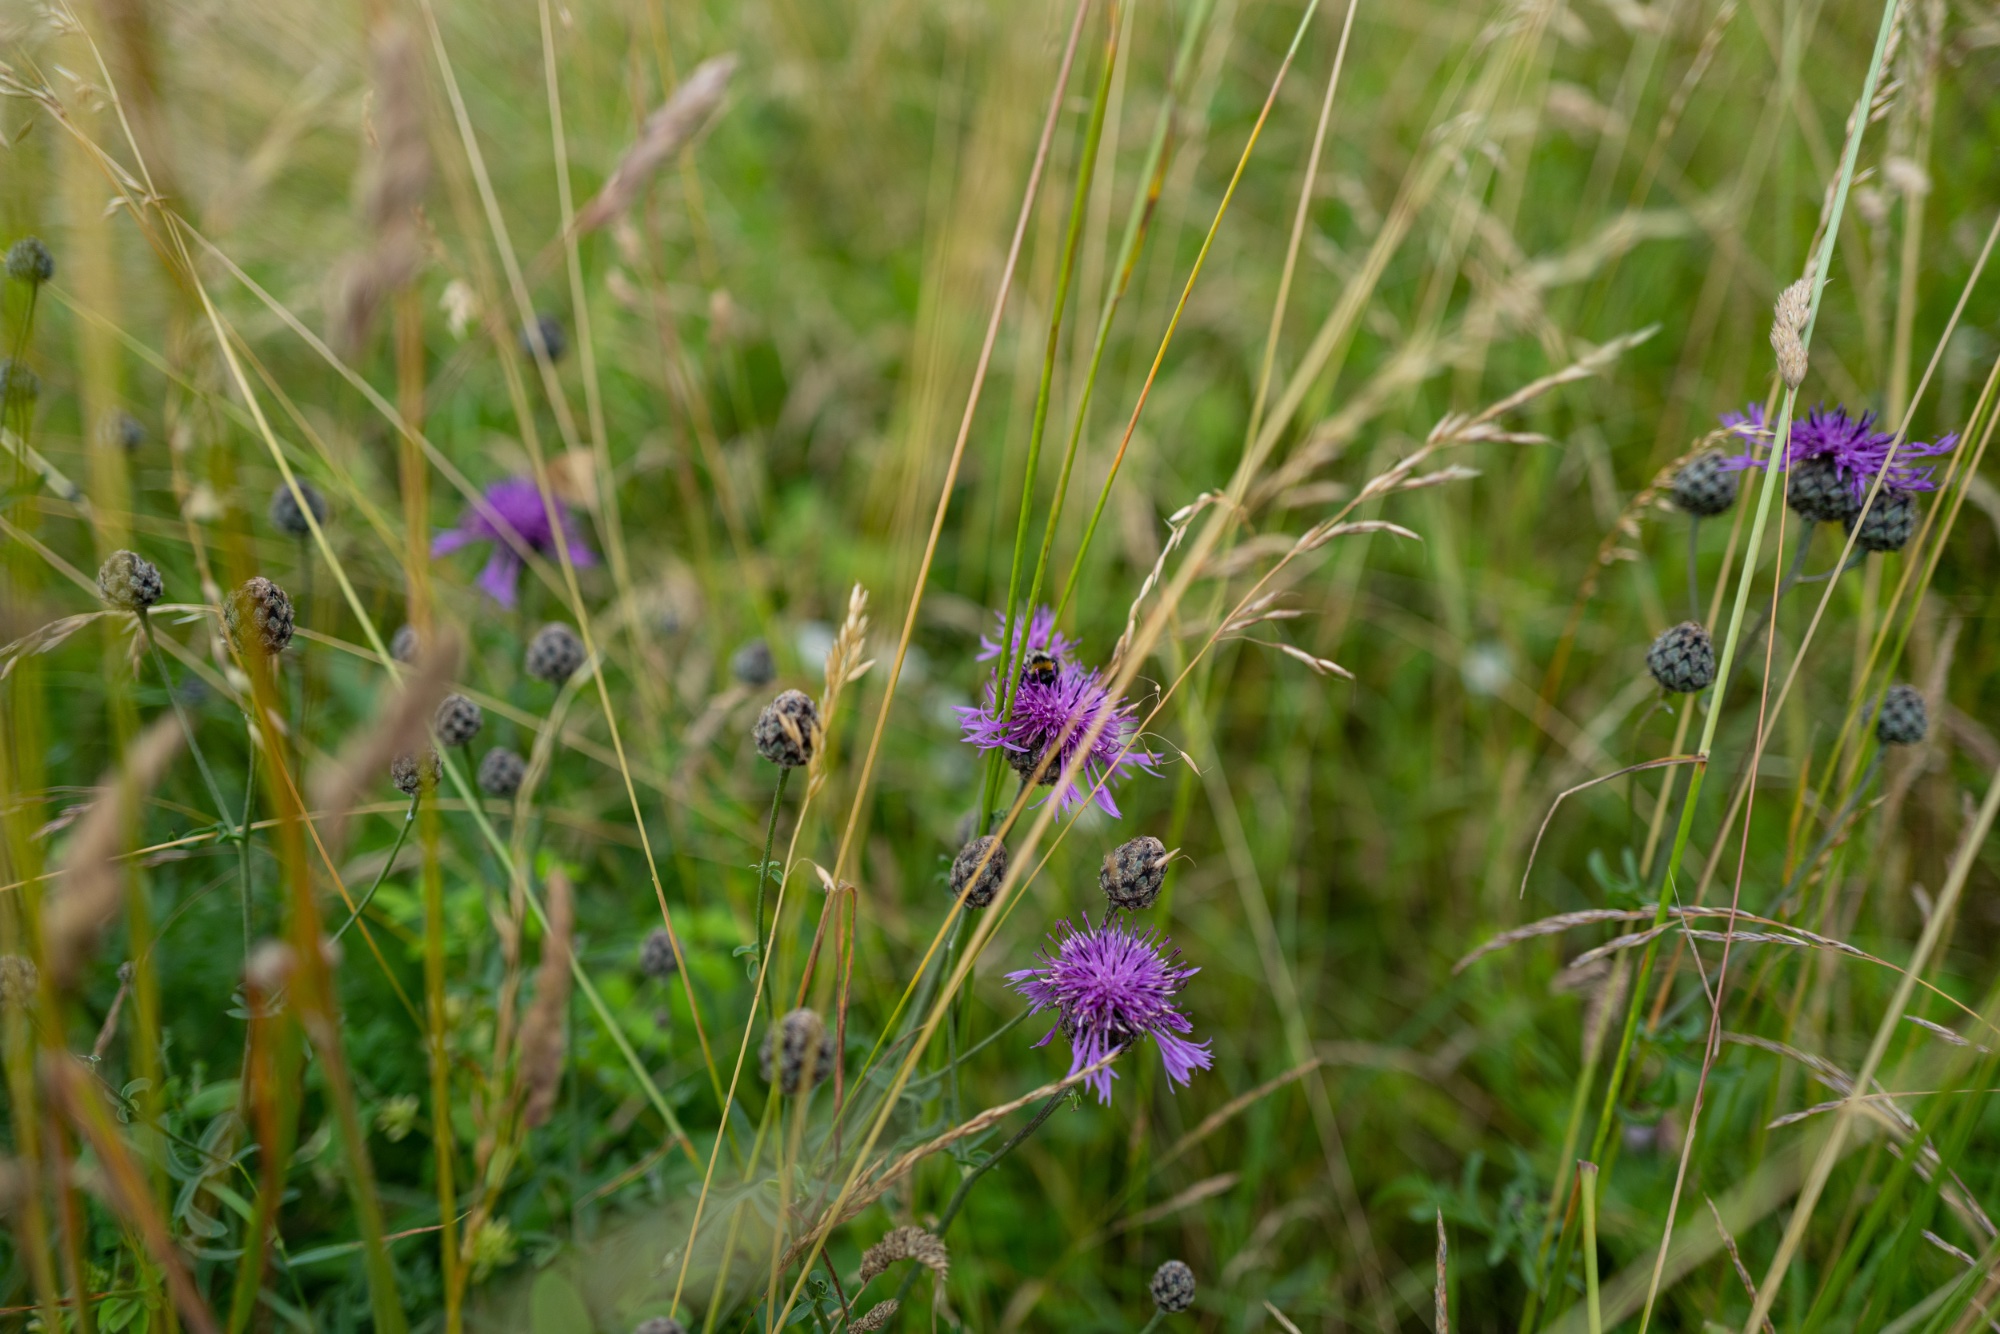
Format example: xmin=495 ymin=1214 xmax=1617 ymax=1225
xmin=1580 ymin=1162 xmax=1603 ymax=1334
xmin=890 ymin=1085 xmax=1068 ymax=1308
xmin=238 ymin=745 xmax=257 ymax=956
xmin=140 ymin=614 xmax=234 ymax=828
xmin=1686 ymin=516 xmax=1703 ymax=622
xmin=753 ymin=766 xmax=791 ymax=1017
xmin=1137 ymin=1312 xmax=1166 ymax=1334
xmin=331 ymin=796 xmax=420 ymax=943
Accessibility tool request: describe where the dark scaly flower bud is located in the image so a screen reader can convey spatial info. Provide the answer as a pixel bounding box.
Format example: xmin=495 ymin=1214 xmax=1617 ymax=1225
xmin=227 ymin=577 xmax=295 ymax=656
xmin=109 ymin=410 xmax=145 ymax=451
xmin=1101 ymin=836 xmax=1170 ymax=912
xmin=754 ymin=690 xmax=819 ymax=768
xmin=477 ymin=746 xmax=527 ymax=797
xmin=639 ymin=928 xmax=679 ymax=981
xmin=1647 ymin=621 xmax=1715 ymax=694
xmin=1876 ymin=684 xmax=1928 ymax=747
xmin=434 ymin=692 xmax=484 ymax=746
xmin=269 ymin=479 xmax=330 ymax=538
xmin=520 ymin=314 xmax=567 ymax=363
xmin=730 ymin=637 xmax=775 ymax=686
xmin=97 ymin=550 xmax=163 ymax=612
xmin=525 ymin=622 xmax=586 ymax=684
xmin=0 ymin=360 xmax=40 ymax=408
xmin=759 ymin=1006 xmax=836 ymax=1095
xmin=1007 ymin=738 xmax=1057 ymax=787
xmin=1670 ymin=452 xmax=1739 ymax=518
xmin=5 ymin=237 xmax=53 ymax=285
xmin=391 ymin=748 xmax=441 ymax=796
xmin=1786 ymin=454 xmax=1861 ymax=525
xmin=1845 ymin=488 xmax=1916 ymax=554
xmin=1150 ymin=1260 xmax=1196 ymax=1313
xmin=391 ymin=623 xmax=422 ymax=664
xmin=949 ymin=835 xmax=1007 ymax=909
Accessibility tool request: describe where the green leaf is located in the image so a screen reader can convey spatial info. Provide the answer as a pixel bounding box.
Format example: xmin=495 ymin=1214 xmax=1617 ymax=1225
xmin=530 ymin=1270 xmax=594 ymax=1334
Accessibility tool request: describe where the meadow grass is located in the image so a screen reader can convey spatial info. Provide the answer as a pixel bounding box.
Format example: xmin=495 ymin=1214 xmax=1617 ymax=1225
xmin=2 ymin=0 xmax=1999 ymax=1329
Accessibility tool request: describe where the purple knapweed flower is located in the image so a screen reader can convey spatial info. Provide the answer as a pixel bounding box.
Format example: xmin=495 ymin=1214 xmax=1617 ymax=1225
xmin=1007 ymin=913 xmax=1212 ymax=1104
xmin=976 ymin=605 xmax=1077 ymax=667
xmin=1719 ymin=402 xmax=1956 ymax=503
xmin=431 ymin=478 xmax=596 ymax=608
xmin=957 ymin=608 xmax=1155 ymax=817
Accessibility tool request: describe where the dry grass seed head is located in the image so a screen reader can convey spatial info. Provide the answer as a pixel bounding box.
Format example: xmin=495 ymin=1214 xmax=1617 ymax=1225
xmin=519 ymin=868 xmax=575 ymax=1128
xmin=856 ymin=1226 xmax=948 ymax=1288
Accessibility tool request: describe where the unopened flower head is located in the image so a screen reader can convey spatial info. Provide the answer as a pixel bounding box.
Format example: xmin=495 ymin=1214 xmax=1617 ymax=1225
xmin=5 ymin=237 xmax=53 ymax=286
xmin=226 ymin=577 xmax=295 ymax=656
xmin=1720 ymin=403 xmax=1956 ymax=507
xmin=97 ymin=550 xmax=163 ymax=612
xmin=477 ymin=746 xmax=526 ymax=797
xmin=1150 ymin=1259 xmax=1196 ymax=1313
xmin=432 ymin=478 xmax=597 ymax=608
xmin=1007 ymin=913 xmax=1211 ymax=1104
xmin=958 ymin=607 xmax=1156 ymax=817
xmin=269 ymin=479 xmax=329 ymax=538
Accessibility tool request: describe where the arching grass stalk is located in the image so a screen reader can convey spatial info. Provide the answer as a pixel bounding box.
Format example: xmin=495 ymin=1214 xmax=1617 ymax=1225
xmin=331 ymin=794 xmax=420 ymax=943
xmin=1613 ymin=2 xmax=1901 ymax=1329
xmin=982 ymin=2 xmax=1121 ymax=829
xmin=891 ymin=1085 xmax=1070 ymax=1311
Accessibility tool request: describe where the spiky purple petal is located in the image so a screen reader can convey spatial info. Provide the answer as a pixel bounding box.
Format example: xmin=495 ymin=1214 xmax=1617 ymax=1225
xmin=432 ymin=477 xmax=597 ymax=608
xmin=1718 ymin=402 xmax=1956 ymax=502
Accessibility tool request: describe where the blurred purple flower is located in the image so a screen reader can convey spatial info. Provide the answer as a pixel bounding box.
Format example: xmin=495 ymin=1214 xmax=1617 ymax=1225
xmin=1007 ymin=912 xmax=1212 ymax=1104
xmin=431 ymin=478 xmax=596 ymax=607
xmin=976 ymin=606 xmax=1077 ymax=666
xmin=1719 ymin=402 xmax=1956 ymax=502
xmin=957 ymin=607 xmax=1155 ymax=817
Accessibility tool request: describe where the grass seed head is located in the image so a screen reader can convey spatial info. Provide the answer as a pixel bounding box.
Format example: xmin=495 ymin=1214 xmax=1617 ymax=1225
xmin=857 ymin=1226 xmax=949 ymax=1287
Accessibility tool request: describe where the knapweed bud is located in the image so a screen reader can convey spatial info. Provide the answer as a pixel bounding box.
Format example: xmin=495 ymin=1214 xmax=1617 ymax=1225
xmin=753 ymin=690 xmax=820 ymax=768
xmin=520 ymin=314 xmax=567 ymax=363
xmin=1876 ymin=684 xmax=1928 ymax=747
xmin=525 ymin=622 xmax=586 ymax=684
xmin=632 ymin=1319 xmax=686 ymax=1334
xmin=1007 ymin=739 xmax=1057 ymax=787
xmin=1786 ymin=455 xmax=1860 ymax=525
xmin=1670 ymin=452 xmax=1740 ymax=518
xmin=390 ymin=623 xmax=421 ymax=664
xmin=391 ymin=748 xmax=441 ymax=796
xmin=759 ymin=1006 xmax=836 ymax=1095
xmin=1647 ymin=621 xmax=1715 ymax=694
xmin=1101 ymin=836 xmax=1170 ymax=912
xmin=639 ymin=927 xmax=679 ymax=981
xmin=5 ymin=237 xmax=53 ymax=286
xmin=268 ymin=479 xmax=329 ymax=538
xmin=477 ymin=746 xmax=526 ymax=797
xmin=948 ymin=836 xmax=1007 ymax=909
xmin=434 ymin=692 xmax=484 ymax=746
xmin=0 ymin=360 xmax=39 ymax=408
xmin=1846 ymin=488 xmax=1915 ymax=553
xmin=730 ymin=637 xmax=775 ymax=686
xmin=226 ymin=577 xmax=295 ymax=656
xmin=97 ymin=550 xmax=163 ymax=612
xmin=109 ymin=411 xmax=145 ymax=451
xmin=1150 ymin=1259 xmax=1196 ymax=1313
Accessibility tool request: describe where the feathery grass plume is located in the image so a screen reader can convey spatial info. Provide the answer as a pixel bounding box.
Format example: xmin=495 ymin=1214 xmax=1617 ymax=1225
xmin=519 ymin=867 xmax=574 ymax=1128
xmin=1150 ymin=1259 xmax=1196 ymax=1313
xmin=306 ymin=630 xmax=460 ymax=860
xmin=574 ymin=53 xmax=738 ymax=233
xmin=43 ymin=717 xmax=181 ymax=989
xmin=96 ymin=549 xmax=163 ymax=611
xmin=754 ymin=690 xmax=820 ymax=768
xmin=856 ymin=1226 xmax=949 ymax=1287
xmin=332 ymin=20 xmax=430 ymax=353
xmin=1770 ymin=275 xmax=1812 ymax=388
xmin=847 ymin=1300 xmax=898 ymax=1333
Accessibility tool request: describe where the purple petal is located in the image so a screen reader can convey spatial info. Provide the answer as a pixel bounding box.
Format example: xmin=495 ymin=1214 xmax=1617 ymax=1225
xmin=476 ymin=549 xmax=524 ymax=608
xmin=431 ymin=527 xmax=478 ymax=557
xmin=1154 ymin=1031 xmax=1213 ymax=1088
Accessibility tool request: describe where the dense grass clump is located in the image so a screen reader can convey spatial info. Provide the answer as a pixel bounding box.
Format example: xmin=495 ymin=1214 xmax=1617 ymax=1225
xmin=3 ymin=0 xmax=1999 ymax=1330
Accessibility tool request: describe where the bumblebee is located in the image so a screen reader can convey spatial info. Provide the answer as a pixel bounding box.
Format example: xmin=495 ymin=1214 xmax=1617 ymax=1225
xmin=1020 ymin=649 xmax=1060 ymax=688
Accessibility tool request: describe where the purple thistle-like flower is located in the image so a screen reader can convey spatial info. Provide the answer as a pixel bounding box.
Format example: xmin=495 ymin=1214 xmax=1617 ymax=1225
xmin=431 ymin=478 xmax=597 ymax=608
xmin=957 ymin=609 xmax=1155 ymax=817
xmin=975 ymin=605 xmax=1076 ymax=666
xmin=1006 ymin=913 xmax=1212 ymax=1104
xmin=1718 ymin=402 xmax=1957 ymax=503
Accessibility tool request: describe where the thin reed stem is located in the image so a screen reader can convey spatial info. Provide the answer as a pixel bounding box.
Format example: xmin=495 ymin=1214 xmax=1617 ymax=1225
xmin=754 ymin=765 xmax=791 ymax=1016
xmin=332 ymin=795 xmax=420 ymax=943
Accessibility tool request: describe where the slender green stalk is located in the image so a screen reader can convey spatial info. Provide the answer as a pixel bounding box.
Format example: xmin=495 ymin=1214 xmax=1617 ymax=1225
xmin=237 ymin=746 xmax=256 ymax=956
xmin=331 ymin=796 xmax=419 ymax=943
xmin=754 ymin=765 xmax=791 ymax=1016
xmin=1580 ymin=1161 xmax=1603 ymax=1334
xmin=1137 ymin=1312 xmax=1166 ymax=1334
xmin=139 ymin=614 xmax=232 ymax=827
